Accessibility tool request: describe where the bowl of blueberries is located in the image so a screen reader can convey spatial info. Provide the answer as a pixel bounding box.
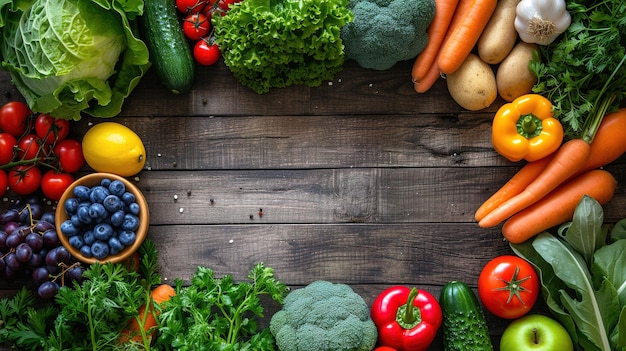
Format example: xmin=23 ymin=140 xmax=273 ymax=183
xmin=55 ymin=173 xmax=149 ymax=264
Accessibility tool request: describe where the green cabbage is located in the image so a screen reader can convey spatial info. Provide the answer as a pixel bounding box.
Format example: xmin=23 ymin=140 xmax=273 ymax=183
xmin=0 ymin=0 xmax=150 ymax=120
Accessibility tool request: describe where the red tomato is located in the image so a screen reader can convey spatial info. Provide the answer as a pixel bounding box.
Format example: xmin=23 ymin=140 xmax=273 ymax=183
xmin=202 ymin=2 xmax=219 ymax=21
xmin=478 ymin=255 xmax=540 ymax=319
xmin=0 ymin=170 xmax=8 ymax=197
xmin=8 ymin=166 xmax=42 ymax=195
xmin=0 ymin=101 xmax=31 ymax=137
xmin=217 ymin=0 xmax=238 ymax=11
xmin=194 ymin=38 xmax=221 ymax=66
xmin=17 ymin=134 xmax=45 ymax=161
xmin=373 ymin=347 xmax=398 ymax=351
xmin=41 ymin=170 xmax=73 ymax=201
xmin=183 ymin=13 xmax=210 ymax=41
xmin=176 ymin=0 xmax=207 ymax=13
xmin=0 ymin=132 xmax=17 ymax=165
xmin=34 ymin=114 xmax=70 ymax=145
xmin=53 ymin=139 xmax=85 ymax=173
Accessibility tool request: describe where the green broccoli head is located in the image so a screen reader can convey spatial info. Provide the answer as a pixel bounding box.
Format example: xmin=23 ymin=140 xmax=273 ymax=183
xmin=341 ymin=0 xmax=436 ymax=70
xmin=269 ymin=280 xmax=377 ymax=351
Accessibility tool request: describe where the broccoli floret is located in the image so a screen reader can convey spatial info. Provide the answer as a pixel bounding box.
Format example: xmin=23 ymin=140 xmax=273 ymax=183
xmin=269 ymin=280 xmax=377 ymax=351
xmin=341 ymin=0 xmax=436 ymax=70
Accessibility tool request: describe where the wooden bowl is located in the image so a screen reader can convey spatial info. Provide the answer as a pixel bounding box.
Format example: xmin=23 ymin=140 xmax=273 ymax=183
xmin=55 ymin=173 xmax=149 ymax=264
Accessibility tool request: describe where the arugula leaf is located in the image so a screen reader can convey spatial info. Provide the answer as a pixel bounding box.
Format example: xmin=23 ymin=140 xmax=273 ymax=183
xmin=512 ymin=197 xmax=626 ymax=351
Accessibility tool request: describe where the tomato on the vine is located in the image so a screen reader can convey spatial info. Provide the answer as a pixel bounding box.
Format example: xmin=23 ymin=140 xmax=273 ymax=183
xmin=8 ymin=165 xmax=42 ymax=195
xmin=183 ymin=13 xmax=211 ymax=41
xmin=0 ymin=170 xmax=8 ymax=197
xmin=194 ymin=38 xmax=221 ymax=66
xmin=40 ymin=170 xmax=73 ymax=201
xmin=478 ymin=255 xmax=539 ymax=319
xmin=0 ymin=132 xmax=17 ymax=165
xmin=53 ymin=139 xmax=85 ymax=173
xmin=176 ymin=0 xmax=208 ymax=14
xmin=0 ymin=101 xmax=31 ymax=138
xmin=17 ymin=134 xmax=46 ymax=161
xmin=217 ymin=0 xmax=239 ymax=11
xmin=35 ymin=114 xmax=70 ymax=145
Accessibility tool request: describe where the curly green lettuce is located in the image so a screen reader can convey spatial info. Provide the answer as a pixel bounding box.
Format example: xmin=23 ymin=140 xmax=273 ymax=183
xmin=213 ymin=0 xmax=353 ymax=94
xmin=0 ymin=0 xmax=150 ymax=120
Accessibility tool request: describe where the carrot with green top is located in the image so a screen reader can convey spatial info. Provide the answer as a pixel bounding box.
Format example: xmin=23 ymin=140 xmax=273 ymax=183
xmin=478 ymin=138 xmax=591 ymax=228
xmin=437 ymin=0 xmax=497 ymax=75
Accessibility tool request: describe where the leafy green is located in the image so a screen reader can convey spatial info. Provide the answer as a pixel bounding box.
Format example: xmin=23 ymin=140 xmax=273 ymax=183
xmin=0 ymin=240 xmax=161 ymax=351
xmin=511 ymin=196 xmax=626 ymax=351
xmin=0 ymin=0 xmax=150 ymax=120
xmin=529 ymin=0 xmax=626 ymax=141
xmin=212 ymin=0 xmax=353 ymax=94
xmin=155 ymin=263 xmax=289 ymax=351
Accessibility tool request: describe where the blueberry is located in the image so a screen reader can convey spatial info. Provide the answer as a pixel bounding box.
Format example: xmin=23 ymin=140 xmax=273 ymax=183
xmin=72 ymin=185 xmax=91 ymax=201
xmin=68 ymin=234 xmax=84 ymax=249
xmin=118 ymin=231 xmax=136 ymax=246
xmin=89 ymin=186 xmax=110 ymax=203
xmin=100 ymin=178 xmax=112 ymax=188
xmin=60 ymin=220 xmax=80 ymax=237
xmin=76 ymin=205 xmax=92 ymax=225
xmin=121 ymin=192 xmax=136 ymax=204
xmin=70 ymin=214 xmax=82 ymax=227
xmin=91 ymin=241 xmax=109 ymax=260
xmin=93 ymin=223 xmax=114 ymax=241
xmin=83 ymin=230 xmax=95 ymax=246
xmin=103 ymin=195 xmax=123 ymax=213
xmin=108 ymin=236 xmax=124 ymax=255
xmin=128 ymin=203 xmax=140 ymax=216
xmin=80 ymin=245 xmax=93 ymax=257
xmin=64 ymin=198 xmax=79 ymax=215
xmin=108 ymin=180 xmax=126 ymax=197
xmin=88 ymin=203 xmax=107 ymax=220
xmin=122 ymin=214 xmax=140 ymax=232
xmin=110 ymin=210 xmax=125 ymax=227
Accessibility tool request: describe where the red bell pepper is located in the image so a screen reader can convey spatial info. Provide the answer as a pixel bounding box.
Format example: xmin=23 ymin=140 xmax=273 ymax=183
xmin=370 ymin=286 xmax=442 ymax=351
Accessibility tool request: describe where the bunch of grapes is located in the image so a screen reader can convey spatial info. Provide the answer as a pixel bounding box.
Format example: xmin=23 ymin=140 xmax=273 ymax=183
xmin=0 ymin=196 xmax=85 ymax=298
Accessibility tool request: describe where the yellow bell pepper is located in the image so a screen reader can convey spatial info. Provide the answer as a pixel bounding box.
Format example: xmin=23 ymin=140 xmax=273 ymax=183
xmin=491 ymin=94 xmax=564 ymax=162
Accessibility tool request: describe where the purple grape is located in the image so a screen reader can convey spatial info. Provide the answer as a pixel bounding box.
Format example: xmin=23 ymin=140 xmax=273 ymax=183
xmin=4 ymin=265 xmax=16 ymax=281
xmin=25 ymin=232 xmax=43 ymax=252
xmin=3 ymin=221 xmax=19 ymax=236
xmin=34 ymin=220 xmax=55 ymax=233
xmin=38 ymin=281 xmax=59 ymax=299
xmin=32 ymin=266 xmax=51 ymax=284
xmin=0 ymin=209 xmax=19 ymax=224
xmin=15 ymin=243 xmax=33 ymax=263
xmin=0 ymin=231 xmax=8 ymax=250
xmin=27 ymin=252 xmax=43 ymax=268
xmin=42 ymin=229 xmax=59 ymax=248
xmin=5 ymin=253 xmax=21 ymax=271
xmin=5 ymin=232 xmax=25 ymax=248
xmin=65 ymin=265 xmax=85 ymax=284
xmin=40 ymin=212 xmax=55 ymax=225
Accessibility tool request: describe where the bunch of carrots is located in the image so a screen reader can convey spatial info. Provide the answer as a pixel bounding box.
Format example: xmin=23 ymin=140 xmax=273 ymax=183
xmin=412 ymin=0 xmax=497 ymax=93
xmin=474 ymin=108 xmax=626 ymax=244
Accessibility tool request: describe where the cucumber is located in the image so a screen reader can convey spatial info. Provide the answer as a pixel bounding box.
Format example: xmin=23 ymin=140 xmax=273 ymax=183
xmin=141 ymin=0 xmax=195 ymax=94
xmin=440 ymin=281 xmax=494 ymax=351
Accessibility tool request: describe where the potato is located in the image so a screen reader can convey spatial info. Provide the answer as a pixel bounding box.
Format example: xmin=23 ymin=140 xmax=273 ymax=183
xmin=477 ymin=0 xmax=521 ymax=65
xmin=446 ymin=54 xmax=497 ymax=111
xmin=497 ymin=42 xmax=539 ymax=102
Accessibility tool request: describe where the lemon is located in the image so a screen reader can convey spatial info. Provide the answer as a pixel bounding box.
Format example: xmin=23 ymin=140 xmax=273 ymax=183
xmin=82 ymin=122 xmax=146 ymax=177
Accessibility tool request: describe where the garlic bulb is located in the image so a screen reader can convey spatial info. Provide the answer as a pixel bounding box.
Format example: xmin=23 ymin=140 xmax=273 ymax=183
xmin=514 ymin=0 xmax=571 ymax=45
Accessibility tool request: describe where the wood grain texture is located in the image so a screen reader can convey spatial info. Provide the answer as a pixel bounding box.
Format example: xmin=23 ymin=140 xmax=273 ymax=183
xmin=0 ymin=57 xmax=624 ymax=351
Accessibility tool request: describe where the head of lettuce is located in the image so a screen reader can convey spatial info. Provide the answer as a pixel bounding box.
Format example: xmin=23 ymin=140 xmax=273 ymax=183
xmin=0 ymin=0 xmax=150 ymax=120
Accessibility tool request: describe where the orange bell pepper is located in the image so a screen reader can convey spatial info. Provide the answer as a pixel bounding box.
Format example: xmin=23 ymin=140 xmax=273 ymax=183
xmin=491 ymin=94 xmax=564 ymax=162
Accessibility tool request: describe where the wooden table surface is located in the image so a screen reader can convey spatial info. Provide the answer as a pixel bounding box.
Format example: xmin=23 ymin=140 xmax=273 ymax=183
xmin=1 ymin=60 xmax=625 ymax=350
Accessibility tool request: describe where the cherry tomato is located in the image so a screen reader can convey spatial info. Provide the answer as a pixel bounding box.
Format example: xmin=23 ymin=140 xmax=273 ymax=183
xmin=0 ymin=170 xmax=8 ymax=197
xmin=17 ymin=134 xmax=45 ymax=161
xmin=53 ymin=139 xmax=85 ymax=173
xmin=373 ymin=347 xmax=398 ymax=351
xmin=176 ymin=0 xmax=207 ymax=14
xmin=34 ymin=114 xmax=70 ymax=145
xmin=217 ymin=0 xmax=238 ymax=11
xmin=202 ymin=2 xmax=219 ymax=21
xmin=40 ymin=170 xmax=73 ymax=201
xmin=8 ymin=166 xmax=42 ymax=195
xmin=0 ymin=132 xmax=17 ymax=165
xmin=194 ymin=38 xmax=221 ymax=66
xmin=0 ymin=101 xmax=31 ymax=137
xmin=183 ymin=13 xmax=211 ymax=41
xmin=478 ymin=255 xmax=540 ymax=319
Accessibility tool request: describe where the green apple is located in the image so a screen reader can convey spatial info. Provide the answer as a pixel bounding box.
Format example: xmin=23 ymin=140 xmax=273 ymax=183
xmin=500 ymin=314 xmax=574 ymax=351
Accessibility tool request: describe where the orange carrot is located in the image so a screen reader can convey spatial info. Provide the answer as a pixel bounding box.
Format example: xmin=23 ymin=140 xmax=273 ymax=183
xmin=502 ymin=169 xmax=617 ymax=244
xmin=576 ymin=107 xmax=626 ymax=175
xmin=474 ymin=154 xmax=554 ymax=222
xmin=437 ymin=0 xmax=497 ymax=75
xmin=412 ymin=0 xmax=459 ymax=83
xmin=121 ymin=284 xmax=176 ymax=344
xmin=413 ymin=59 xmax=443 ymax=93
xmin=478 ymin=138 xmax=592 ymax=228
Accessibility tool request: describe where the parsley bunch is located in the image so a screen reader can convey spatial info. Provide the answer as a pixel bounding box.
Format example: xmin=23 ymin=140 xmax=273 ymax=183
xmin=155 ymin=263 xmax=289 ymax=351
xmin=530 ymin=0 xmax=626 ymax=141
